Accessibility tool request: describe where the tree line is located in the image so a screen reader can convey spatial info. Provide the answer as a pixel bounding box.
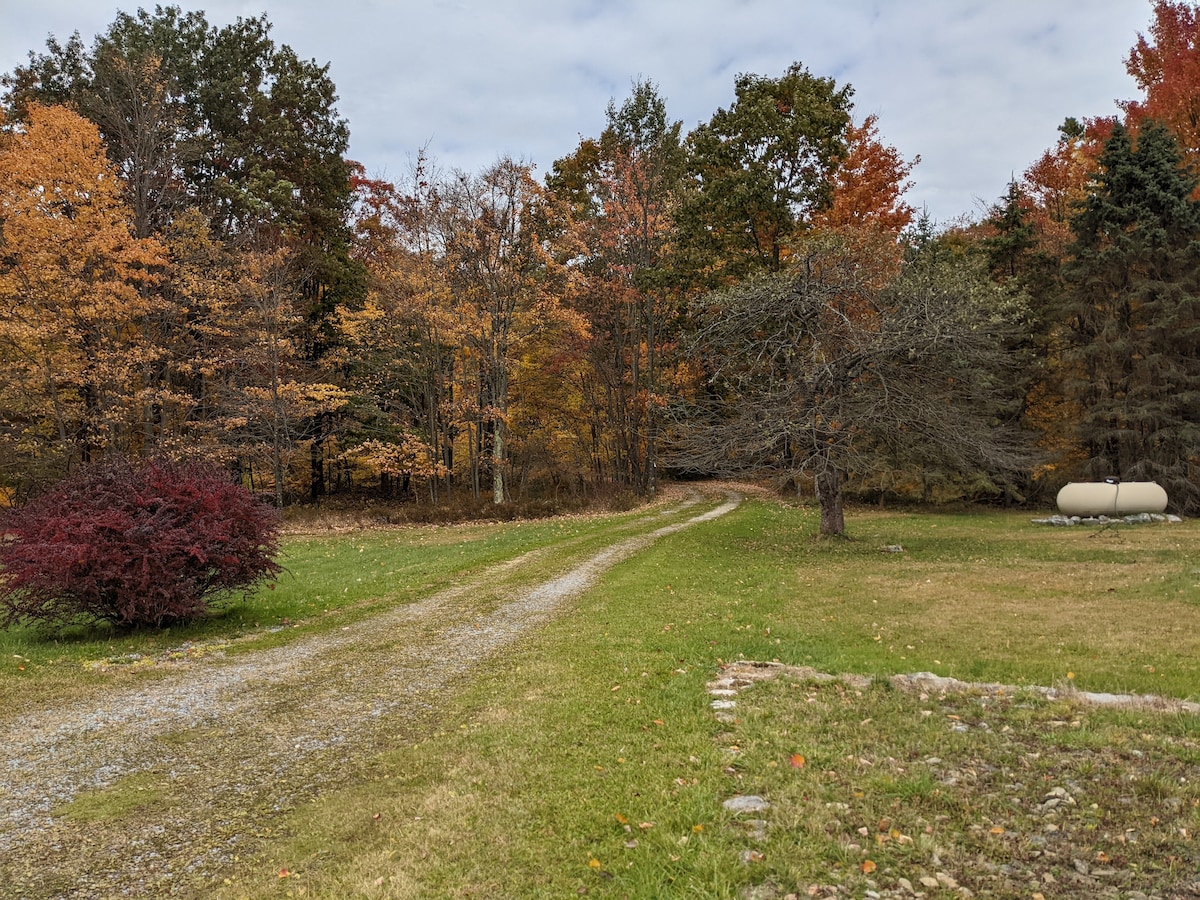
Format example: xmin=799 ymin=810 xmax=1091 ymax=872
xmin=1 ymin=2 xmax=1197 ymax=532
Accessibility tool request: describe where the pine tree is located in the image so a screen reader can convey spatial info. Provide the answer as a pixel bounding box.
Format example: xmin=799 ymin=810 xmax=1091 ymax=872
xmin=1062 ymin=120 xmax=1200 ymax=511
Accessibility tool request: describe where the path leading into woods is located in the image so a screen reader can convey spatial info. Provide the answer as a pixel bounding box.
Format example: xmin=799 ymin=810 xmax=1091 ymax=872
xmin=0 ymin=489 xmax=741 ymax=899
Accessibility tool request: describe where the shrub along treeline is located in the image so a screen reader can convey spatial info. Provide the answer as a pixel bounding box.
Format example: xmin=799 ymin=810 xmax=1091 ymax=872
xmin=1 ymin=3 xmax=1198 ymax=530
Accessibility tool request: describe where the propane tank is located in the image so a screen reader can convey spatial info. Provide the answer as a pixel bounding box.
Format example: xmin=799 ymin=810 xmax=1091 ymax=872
xmin=1056 ymin=480 xmax=1168 ymax=517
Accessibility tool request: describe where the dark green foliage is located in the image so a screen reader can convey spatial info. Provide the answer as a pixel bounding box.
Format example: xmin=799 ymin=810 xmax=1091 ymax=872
xmin=981 ymin=182 xmax=1038 ymax=282
xmin=0 ymin=457 xmax=282 ymax=629
xmin=1063 ymin=120 xmax=1200 ymax=512
xmin=673 ymin=62 xmax=853 ymax=288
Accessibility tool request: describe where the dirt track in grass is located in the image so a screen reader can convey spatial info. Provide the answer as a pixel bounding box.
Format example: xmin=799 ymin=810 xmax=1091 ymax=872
xmin=0 ymin=489 xmax=741 ymax=899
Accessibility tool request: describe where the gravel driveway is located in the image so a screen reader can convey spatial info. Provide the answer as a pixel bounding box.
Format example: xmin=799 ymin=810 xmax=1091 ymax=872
xmin=1 ymin=491 xmax=740 ymax=898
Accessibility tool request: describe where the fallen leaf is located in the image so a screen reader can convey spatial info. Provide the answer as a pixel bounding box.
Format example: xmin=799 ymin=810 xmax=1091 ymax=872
xmin=588 ymin=858 xmax=601 ymax=869
xmin=692 ymin=824 xmax=704 ymax=833
xmin=614 ymin=813 xmax=628 ymax=826
xmin=861 ymin=859 xmax=877 ymax=874
xmin=278 ymin=868 xmax=291 ymax=878
xmin=990 ymin=826 xmax=1005 ymax=834
xmin=639 ymin=822 xmax=656 ymax=830
xmin=789 ymin=753 xmax=806 ymax=768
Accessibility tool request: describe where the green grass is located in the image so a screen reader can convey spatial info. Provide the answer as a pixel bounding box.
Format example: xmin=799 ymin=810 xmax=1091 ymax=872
xmin=6 ymin=495 xmax=1200 ymax=897
xmin=54 ymin=770 xmax=179 ymax=823
xmin=0 ymin=506 xmax=677 ymax=714
xmin=199 ymin=498 xmax=1200 ymax=899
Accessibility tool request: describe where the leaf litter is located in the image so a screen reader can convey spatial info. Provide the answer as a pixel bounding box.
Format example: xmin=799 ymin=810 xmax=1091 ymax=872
xmin=710 ymin=660 xmax=1200 ymax=899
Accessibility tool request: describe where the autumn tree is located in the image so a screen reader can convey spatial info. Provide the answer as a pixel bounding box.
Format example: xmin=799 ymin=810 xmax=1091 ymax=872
xmin=438 ymin=158 xmax=584 ymax=503
xmin=810 ymin=114 xmax=917 ymax=236
xmin=1124 ymin=0 xmax=1200 ymax=159
xmin=548 ymin=80 xmax=684 ymax=492
xmin=807 ymin=112 xmax=919 ymax=319
xmin=337 ymin=155 xmax=454 ymax=500
xmin=2 ymin=9 xmax=366 ymax=499
xmin=0 ymin=104 xmax=164 ymax=486
xmin=1020 ymin=117 xmax=1113 ymax=255
xmin=1060 ymin=120 xmax=1200 ymax=512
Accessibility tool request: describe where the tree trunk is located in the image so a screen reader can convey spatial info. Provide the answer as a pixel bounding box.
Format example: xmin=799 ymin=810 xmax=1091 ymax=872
xmin=492 ymin=421 xmax=505 ymax=504
xmin=644 ymin=292 xmax=658 ymax=495
xmin=309 ymin=413 xmax=326 ymax=504
xmin=815 ymin=467 xmax=845 ymax=536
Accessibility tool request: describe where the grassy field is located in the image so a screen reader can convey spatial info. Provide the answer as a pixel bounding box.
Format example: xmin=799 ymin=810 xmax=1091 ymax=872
xmin=6 ymin=493 xmax=1200 ymax=898
xmin=0 ymin=508 xmax=660 ymax=713
xmin=212 ymin=497 xmax=1199 ymax=899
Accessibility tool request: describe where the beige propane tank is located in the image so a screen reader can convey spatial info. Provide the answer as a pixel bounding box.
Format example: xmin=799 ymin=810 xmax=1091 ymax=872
xmin=1056 ymin=481 xmax=1168 ymax=517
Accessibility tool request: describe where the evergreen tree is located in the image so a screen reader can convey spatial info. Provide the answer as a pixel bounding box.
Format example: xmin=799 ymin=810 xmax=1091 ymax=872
xmin=982 ymin=182 xmax=1037 ymax=282
xmin=1063 ymin=120 xmax=1200 ymax=512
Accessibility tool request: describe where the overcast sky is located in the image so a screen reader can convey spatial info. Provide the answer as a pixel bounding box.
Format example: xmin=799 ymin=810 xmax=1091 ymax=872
xmin=2 ymin=1 xmax=1155 ymax=224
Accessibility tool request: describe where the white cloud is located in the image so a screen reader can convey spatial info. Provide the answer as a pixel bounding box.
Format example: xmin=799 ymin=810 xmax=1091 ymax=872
xmin=0 ymin=0 xmax=1154 ymax=222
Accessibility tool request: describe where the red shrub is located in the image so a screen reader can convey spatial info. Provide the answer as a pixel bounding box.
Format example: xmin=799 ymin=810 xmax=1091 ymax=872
xmin=0 ymin=457 xmax=282 ymax=629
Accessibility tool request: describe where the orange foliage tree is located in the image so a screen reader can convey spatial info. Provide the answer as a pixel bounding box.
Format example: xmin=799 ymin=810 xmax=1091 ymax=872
xmin=337 ymin=156 xmax=455 ymax=500
xmin=1124 ymin=0 xmax=1200 ymax=158
xmin=808 ymin=114 xmax=918 ymax=311
xmin=810 ymin=114 xmax=917 ymax=237
xmin=548 ymin=80 xmax=684 ymax=493
xmin=0 ymin=104 xmax=164 ymax=483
